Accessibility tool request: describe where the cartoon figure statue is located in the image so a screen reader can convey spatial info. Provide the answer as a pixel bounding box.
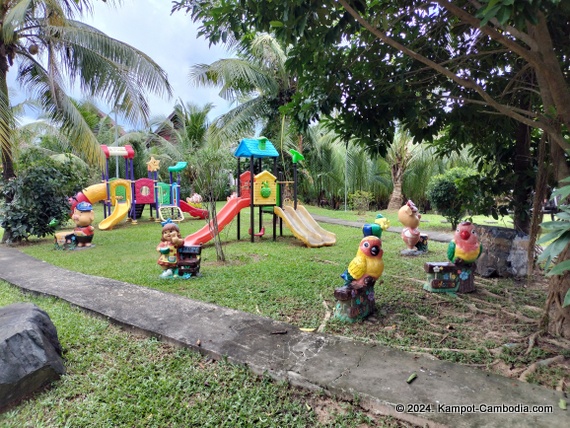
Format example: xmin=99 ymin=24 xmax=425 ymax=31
xmin=447 ymin=221 xmax=482 ymax=265
xmin=398 ymin=200 xmax=423 ymax=253
xmin=157 ymin=219 xmax=184 ymax=278
xmin=72 ymin=202 xmax=95 ymax=247
xmin=186 ymin=193 xmax=203 ymax=207
xmin=447 ymin=221 xmax=482 ymax=293
xmin=334 ymin=227 xmax=385 ymax=322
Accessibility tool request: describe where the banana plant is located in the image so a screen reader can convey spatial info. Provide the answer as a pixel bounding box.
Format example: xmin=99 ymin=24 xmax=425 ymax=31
xmin=538 ymin=176 xmax=570 ymax=307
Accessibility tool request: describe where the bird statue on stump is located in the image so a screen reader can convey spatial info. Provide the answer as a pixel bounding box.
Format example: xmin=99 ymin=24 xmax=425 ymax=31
xmin=334 ymin=219 xmax=386 ymax=323
xmin=447 ymin=221 xmax=482 ymax=293
xmin=341 ymin=235 xmax=384 ymax=289
xmin=447 ymin=221 xmax=482 ymax=265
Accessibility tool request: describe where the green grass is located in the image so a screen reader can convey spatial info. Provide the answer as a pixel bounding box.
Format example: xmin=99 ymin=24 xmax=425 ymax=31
xmin=3 ymin=201 xmax=569 ymax=421
xmin=305 ymin=204 xmax=517 ymax=232
xmin=16 ymin=203 xmax=444 ymax=329
xmin=0 ymin=282 xmax=406 ymax=427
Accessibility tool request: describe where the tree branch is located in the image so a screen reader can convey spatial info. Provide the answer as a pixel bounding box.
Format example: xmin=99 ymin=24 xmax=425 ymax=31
xmin=337 ymin=0 xmax=570 ymax=153
xmin=460 ymin=0 xmax=539 ymax=50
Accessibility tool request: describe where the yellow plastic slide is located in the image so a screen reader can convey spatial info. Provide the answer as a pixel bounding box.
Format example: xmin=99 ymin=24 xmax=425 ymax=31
xmin=77 ymin=180 xmax=132 ymax=230
xmin=273 ymin=205 xmax=336 ymax=248
xmin=98 ymin=200 xmax=131 ymax=230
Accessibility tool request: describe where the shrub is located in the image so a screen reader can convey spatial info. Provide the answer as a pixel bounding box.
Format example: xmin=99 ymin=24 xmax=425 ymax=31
xmin=1 ymin=154 xmax=88 ymax=243
xmin=426 ymin=167 xmax=476 ymax=229
xmin=348 ymin=190 xmax=373 ymax=215
xmin=538 ymin=178 xmax=570 ymax=308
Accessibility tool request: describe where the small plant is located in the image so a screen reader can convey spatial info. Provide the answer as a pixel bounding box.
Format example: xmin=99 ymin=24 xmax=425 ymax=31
xmin=348 ymin=190 xmax=373 ymax=215
xmin=538 ymin=176 xmax=570 ymax=308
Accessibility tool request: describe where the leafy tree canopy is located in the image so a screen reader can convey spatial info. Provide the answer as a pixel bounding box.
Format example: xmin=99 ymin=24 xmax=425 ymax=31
xmin=172 ymin=0 xmax=570 ymax=161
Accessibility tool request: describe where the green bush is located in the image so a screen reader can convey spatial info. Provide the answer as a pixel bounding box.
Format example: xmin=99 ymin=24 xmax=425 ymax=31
xmin=348 ymin=190 xmax=373 ymax=214
xmin=1 ymin=154 xmax=88 ymax=243
xmin=426 ymin=167 xmax=476 ymax=229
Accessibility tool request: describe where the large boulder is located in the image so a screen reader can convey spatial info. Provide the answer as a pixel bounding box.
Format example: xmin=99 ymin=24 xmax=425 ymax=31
xmin=0 ymin=303 xmax=65 ymax=411
xmin=475 ymin=225 xmax=530 ymax=278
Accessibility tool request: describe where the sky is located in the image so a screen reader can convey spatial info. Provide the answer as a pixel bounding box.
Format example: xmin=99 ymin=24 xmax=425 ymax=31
xmin=11 ymin=0 xmax=233 ymax=127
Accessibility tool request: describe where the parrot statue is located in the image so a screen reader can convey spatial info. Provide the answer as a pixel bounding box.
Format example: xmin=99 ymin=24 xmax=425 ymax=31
xmin=447 ymin=221 xmax=482 ymax=265
xmin=341 ymin=236 xmax=384 ymax=288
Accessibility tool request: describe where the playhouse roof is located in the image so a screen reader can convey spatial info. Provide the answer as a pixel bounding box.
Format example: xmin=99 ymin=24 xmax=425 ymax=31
xmin=234 ymin=137 xmax=279 ymax=159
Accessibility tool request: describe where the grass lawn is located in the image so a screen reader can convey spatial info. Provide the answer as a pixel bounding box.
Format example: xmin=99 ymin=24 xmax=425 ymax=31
xmin=0 ymin=282 xmax=405 ymax=427
xmin=2 ymin=201 xmax=569 ymax=424
xmin=306 ymin=204 xmax=517 ymax=232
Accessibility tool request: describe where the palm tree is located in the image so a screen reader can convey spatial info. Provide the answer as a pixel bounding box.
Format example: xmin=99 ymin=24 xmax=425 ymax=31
xmin=402 ymin=144 xmax=472 ymax=212
xmin=1 ymin=0 xmax=172 ymax=242
xmin=147 ymin=101 xmax=234 ymax=262
xmin=190 ymin=33 xmax=302 ymax=164
xmin=386 ymin=129 xmax=417 ymax=210
xmin=145 ymin=102 xmax=215 ymax=192
xmin=301 ymin=123 xmax=391 ymax=210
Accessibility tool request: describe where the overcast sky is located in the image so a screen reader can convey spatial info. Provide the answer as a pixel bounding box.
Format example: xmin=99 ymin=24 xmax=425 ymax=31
xmin=85 ymin=0 xmax=233 ymax=124
xmin=10 ymin=0 xmax=233 ymax=127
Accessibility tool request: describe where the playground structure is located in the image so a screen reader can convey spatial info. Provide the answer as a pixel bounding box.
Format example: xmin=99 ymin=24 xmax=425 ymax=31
xmin=183 ymin=137 xmax=336 ymax=248
xmin=144 ymin=158 xmax=208 ymax=223
xmin=71 ymin=148 xmax=208 ymax=231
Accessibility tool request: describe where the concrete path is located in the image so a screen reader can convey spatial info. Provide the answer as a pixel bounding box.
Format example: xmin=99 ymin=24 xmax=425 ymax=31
xmin=0 ymin=244 xmax=566 ymax=427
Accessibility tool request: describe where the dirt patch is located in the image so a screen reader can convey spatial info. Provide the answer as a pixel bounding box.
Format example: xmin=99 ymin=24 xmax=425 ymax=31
xmin=324 ymin=273 xmax=570 ymax=394
xmin=303 ymin=392 xmax=418 ymax=427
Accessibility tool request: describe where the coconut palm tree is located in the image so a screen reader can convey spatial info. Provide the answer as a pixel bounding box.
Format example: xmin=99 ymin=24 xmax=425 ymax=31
xmin=0 ymin=0 xmax=172 ymax=241
xmin=301 ymin=123 xmax=391 ymax=210
xmin=146 ymin=101 xmax=234 ymax=262
xmin=190 ymin=33 xmax=302 ymax=164
xmin=386 ymin=129 xmax=417 ymax=210
xmin=144 ymin=101 xmax=216 ymax=193
xmin=402 ymin=144 xmax=472 ymax=213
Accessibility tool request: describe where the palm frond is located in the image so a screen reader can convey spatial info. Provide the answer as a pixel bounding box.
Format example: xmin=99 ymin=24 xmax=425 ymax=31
xmin=52 ymin=21 xmax=170 ymax=124
xmin=17 ymin=57 xmax=103 ymax=167
xmin=191 ymin=58 xmax=277 ymax=101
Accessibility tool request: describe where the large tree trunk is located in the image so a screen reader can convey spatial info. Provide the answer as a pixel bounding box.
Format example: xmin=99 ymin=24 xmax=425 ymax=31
xmin=387 ymin=165 xmax=403 ymax=210
xmin=542 ymin=243 xmax=570 ymax=338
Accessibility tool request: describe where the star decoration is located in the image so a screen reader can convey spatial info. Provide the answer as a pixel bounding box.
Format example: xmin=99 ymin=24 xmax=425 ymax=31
xmin=147 ymin=156 xmax=160 ymax=172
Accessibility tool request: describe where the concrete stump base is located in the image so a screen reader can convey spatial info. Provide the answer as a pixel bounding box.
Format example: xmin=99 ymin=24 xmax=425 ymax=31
xmin=333 ymin=283 xmax=375 ymax=322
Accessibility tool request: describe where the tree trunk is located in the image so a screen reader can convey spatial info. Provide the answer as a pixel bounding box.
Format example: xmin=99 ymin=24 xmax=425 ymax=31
xmin=529 ymin=14 xmax=570 ymax=142
xmin=387 ymin=166 xmax=403 ymax=210
xmin=0 ymin=53 xmax=15 ymax=244
xmin=207 ymin=194 xmax=225 ymax=262
xmin=512 ymin=121 xmax=532 ymax=234
xmin=542 ymin=243 xmax=570 ymax=338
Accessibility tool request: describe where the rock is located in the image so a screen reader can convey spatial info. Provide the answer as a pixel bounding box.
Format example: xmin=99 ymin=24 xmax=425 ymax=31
xmin=0 ymin=303 xmax=65 ymax=411
xmin=475 ymin=226 xmax=529 ymax=278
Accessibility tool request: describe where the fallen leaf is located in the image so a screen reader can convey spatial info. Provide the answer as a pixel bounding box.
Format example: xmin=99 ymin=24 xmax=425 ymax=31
xmin=559 ymin=399 xmax=567 ymax=410
xmin=300 ymin=327 xmax=317 ymax=332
